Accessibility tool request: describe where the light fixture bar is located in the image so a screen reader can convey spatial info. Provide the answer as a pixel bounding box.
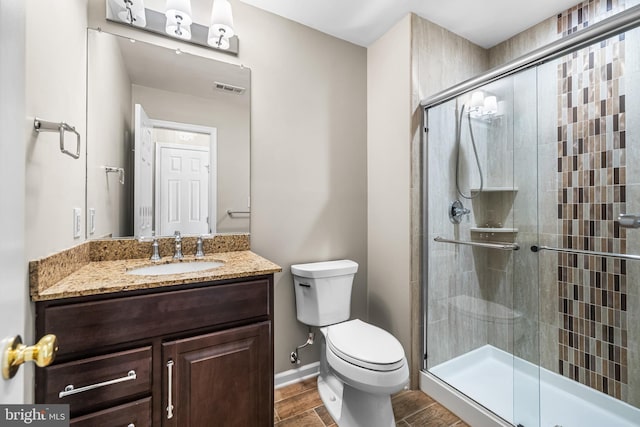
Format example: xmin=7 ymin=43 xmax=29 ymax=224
xmin=106 ymin=7 xmax=238 ymax=55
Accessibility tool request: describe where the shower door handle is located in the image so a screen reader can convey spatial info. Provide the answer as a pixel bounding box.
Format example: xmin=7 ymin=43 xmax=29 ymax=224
xmin=618 ymin=213 xmax=640 ymax=228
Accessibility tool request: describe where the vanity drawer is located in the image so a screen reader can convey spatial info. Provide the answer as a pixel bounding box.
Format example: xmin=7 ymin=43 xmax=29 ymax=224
xmin=70 ymin=397 xmax=151 ymax=427
xmin=40 ymin=279 xmax=270 ymax=356
xmin=41 ymin=346 xmax=152 ymax=416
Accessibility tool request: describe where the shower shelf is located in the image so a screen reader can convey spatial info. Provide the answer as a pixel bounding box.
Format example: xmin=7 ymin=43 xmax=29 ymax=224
xmin=470 ymin=227 xmax=518 ymax=233
xmin=470 ymin=187 xmax=518 ymax=193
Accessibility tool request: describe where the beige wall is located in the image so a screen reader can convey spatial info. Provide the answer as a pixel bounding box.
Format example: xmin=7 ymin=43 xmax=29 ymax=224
xmin=237 ymin=4 xmax=368 ymax=374
xmin=25 ymin=0 xmax=87 ymax=260
xmin=367 ymin=13 xmax=489 ymax=386
xmin=367 ymin=14 xmax=412 ymax=364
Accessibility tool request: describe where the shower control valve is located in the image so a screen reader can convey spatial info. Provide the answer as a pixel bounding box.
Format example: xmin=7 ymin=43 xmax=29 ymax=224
xmin=449 ymin=200 xmax=470 ymax=224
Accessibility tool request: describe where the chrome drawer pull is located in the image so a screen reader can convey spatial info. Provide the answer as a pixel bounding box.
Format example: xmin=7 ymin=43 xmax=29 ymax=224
xmin=166 ymin=360 xmax=174 ymax=419
xmin=127 ymin=424 xmax=135 ymax=427
xmin=58 ymin=370 xmax=137 ymax=398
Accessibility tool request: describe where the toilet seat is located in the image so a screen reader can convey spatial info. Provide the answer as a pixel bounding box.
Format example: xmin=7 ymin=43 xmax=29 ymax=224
xmin=326 ymin=319 xmax=405 ymax=371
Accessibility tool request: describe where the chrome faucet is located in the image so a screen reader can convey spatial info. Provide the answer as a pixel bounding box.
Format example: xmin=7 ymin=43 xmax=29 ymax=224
xmin=173 ymin=231 xmax=183 ymax=260
xmin=150 ymin=232 xmax=161 ymax=261
xmin=195 ymin=236 xmax=205 ymax=258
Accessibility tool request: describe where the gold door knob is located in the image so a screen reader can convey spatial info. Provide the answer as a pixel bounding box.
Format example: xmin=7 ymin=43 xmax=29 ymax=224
xmin=2 ymin=334 xmax=58 ymax=380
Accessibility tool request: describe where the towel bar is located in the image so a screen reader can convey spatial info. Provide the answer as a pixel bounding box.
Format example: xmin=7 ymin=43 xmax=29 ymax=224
xmin=34 ymin=117 xmax=81 ymax=159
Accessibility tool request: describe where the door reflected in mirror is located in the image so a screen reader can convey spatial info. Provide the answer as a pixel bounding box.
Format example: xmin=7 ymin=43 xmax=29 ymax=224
xmin=86 ymin=29 xmax=250 ymax=239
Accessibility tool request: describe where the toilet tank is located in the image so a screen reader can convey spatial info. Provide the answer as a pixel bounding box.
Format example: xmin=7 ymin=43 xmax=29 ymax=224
xmin=291 ymin=260 xmax=358 ymax=327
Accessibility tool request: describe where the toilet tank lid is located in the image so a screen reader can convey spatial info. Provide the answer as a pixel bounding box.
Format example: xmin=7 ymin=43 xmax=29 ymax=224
xmin=291 ymin=260 xmax=358 ymax=278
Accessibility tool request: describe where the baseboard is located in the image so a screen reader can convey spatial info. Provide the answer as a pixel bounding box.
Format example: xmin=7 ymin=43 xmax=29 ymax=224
xmin=274 ymin=361 xmax=320 ymax=389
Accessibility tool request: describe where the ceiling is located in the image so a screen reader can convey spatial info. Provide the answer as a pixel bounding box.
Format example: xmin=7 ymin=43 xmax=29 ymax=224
xmin=238 ymin=0 xmax=580 ymax=49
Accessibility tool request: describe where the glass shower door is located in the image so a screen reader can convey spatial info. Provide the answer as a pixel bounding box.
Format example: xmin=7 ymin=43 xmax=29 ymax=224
xmin=532 ymin=24 xmax=640 ymax=427
xmin=425 ymin=69 xmax=540 ymax=426
xmin=424 ymin=17 xmax=640 ymax=427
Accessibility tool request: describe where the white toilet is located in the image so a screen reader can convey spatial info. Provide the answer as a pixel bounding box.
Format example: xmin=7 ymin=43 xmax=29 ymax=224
xmin=291 ymin=260 xmax=409 ymax=427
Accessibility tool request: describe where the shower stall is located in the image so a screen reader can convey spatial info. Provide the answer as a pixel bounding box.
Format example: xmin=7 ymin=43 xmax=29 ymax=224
xmin=421 ymin=4 xmax=640 ymax=427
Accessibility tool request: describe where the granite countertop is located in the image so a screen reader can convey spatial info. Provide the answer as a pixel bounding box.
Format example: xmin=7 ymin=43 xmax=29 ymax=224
xmin=32 ymin=250 xmax=282 ymax=301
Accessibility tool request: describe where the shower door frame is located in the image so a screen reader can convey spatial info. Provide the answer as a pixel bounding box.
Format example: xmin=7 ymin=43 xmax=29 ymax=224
xmin=420 ymin=4 xmax=640 ymax=425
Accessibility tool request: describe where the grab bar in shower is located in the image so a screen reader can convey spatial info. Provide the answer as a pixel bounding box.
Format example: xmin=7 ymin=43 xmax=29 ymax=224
xmin=530 ymin=245 xmax=640 ymax=261
xmin=434 ymin=236 xmax=520 ymax=251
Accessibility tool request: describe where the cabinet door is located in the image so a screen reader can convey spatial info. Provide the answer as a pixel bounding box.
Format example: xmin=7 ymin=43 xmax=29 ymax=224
xmin=162 ymin=322 xmax=272 ymax=427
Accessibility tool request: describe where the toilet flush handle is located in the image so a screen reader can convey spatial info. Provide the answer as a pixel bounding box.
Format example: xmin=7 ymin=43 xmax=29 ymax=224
xmin=298 ymin=282 xmax=311 ymax=288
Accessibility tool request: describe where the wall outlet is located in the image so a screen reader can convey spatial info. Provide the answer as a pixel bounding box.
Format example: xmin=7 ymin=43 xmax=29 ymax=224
xmin=73 ymin=208 xmax=82 ymax=239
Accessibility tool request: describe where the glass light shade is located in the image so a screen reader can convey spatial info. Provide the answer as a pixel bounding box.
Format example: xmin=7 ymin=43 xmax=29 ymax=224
xmin=165 ymin=0 xmax=192 ymax=25
xmin=483 ymin=96 xmax=498 ymax=115
xmin=165 ymin=0 xmax=192 ymax=40
xmin=209 ymin=0 xmax=235 ymax=40
xmin=116 ymin=0 xmax=147 ymax=27
xmin=469 ymin=91 xmax=484 ymax=109
xmin=165 ymin=21 xmax=192 ymax=40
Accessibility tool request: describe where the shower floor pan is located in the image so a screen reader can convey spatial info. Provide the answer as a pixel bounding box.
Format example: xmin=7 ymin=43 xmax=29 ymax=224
xmin=430 ymin=345 xmax=640 ymax=427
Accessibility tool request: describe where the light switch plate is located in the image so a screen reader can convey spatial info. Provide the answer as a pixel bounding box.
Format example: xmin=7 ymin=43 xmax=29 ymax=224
xmin=73 ymin=208 xmax=82 ymax=238
xmin=89 ymin=208 xmax=96 ymax=235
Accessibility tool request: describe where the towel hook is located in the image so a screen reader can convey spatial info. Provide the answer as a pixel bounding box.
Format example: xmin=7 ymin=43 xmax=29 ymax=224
xmin=34 ymin=117 xmax=81 ymax=159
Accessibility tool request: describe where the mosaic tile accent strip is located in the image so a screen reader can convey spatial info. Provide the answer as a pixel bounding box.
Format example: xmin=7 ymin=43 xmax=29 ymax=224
xmin=556 ymin=0 xmax=628 ymax=400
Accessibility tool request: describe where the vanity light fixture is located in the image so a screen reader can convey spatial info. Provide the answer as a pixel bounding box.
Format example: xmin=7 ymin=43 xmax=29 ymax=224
xmin=466 ymin=91 xmax=501 ymax=119
xmin=483 ymin=96 xmax=498 ymax=115
xmin=114 ymin=0 xmax=147 ymax=27
xmin=469 ymin=91 xmax=484 ymax=111
xmin=165 ymin=0 xmax=193 ymax=40
xmin=208 ymin=0 xmax=234 ymax=49
xmin=106 ymin=0 xmax=239 ymax=55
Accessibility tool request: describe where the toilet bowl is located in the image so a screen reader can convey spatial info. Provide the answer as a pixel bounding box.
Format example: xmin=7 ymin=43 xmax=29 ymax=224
xmin=325 ymin=320 xmax=408 ymax=392
xmin=291 ymin=260 xmax=409 ymax=427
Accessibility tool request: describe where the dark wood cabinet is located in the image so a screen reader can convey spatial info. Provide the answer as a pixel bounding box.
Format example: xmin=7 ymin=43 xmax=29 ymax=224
xmin=163 ymin=322 xmax=272 ymax=427
xmin=70 ymin=397 xmax=152 ymax=427
xmin=35 ymin=275 xmax=274 ymax=426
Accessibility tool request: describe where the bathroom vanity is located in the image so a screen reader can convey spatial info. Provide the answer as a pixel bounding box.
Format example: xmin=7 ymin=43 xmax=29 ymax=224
xmin=30 ymin=240 xmax=280 ymax=427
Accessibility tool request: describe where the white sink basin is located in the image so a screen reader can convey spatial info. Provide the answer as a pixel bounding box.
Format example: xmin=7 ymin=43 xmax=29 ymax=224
xmin=127 ymin=261 xmax=224 ymax=276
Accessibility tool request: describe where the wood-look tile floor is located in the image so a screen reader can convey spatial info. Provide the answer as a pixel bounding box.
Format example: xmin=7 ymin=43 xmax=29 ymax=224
xmin=274 ymin=378 xmax=469 ymax=427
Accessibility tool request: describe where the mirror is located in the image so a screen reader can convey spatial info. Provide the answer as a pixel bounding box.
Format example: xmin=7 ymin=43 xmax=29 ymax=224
xmin=86 ymin=29 xmax=250 ymax=239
